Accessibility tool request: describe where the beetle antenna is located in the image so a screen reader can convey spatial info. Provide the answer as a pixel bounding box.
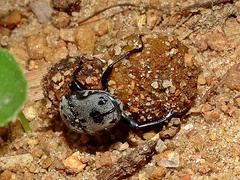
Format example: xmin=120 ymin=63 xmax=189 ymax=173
xmin=101 ymin=35 xmax=143 ymax=91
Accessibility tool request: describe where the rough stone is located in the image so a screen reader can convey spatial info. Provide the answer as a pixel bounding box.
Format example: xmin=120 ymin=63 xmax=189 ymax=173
xmin=205 ymin=29 xmax=229 ymax=51
xmin=0 ymin=154 xmax=36 ymax=172
xmin=26 ymin=34 xmax=47 ymax=60
xmin=155 ymin=139 xmax=167 ymax=153
xmin=30 ymin=0 xmax=53 ymax=24
xmin=99 ymin=151 xmax=112 ymax=166
xmin=155 ymin=150 xmax=180 ymax=167
xmin=223 ymin=63 xmax=240 ymax=91
xmin=75 ymin=27 xmax=96 ymax=54
xmin=203 ymin=108 xmax=221 ymax=123
xmin=149 ymin=166 xmax=166 ymax=180
xmin=2 ymin=10 xmax=21 ymax=29
xmin=143 ymin=130 xmax=157 ymax=140
xmin=63 ymin=151 xmax=86 ymax=173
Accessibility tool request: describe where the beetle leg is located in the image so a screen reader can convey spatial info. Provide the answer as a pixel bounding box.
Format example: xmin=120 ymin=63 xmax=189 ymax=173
xmin=122 ymin=107 xmax=190 ymax=129
xmin=69 ymin=61 xmax=87 ymax=92
xmin=101 ymin=35 xmax=144 ymax=91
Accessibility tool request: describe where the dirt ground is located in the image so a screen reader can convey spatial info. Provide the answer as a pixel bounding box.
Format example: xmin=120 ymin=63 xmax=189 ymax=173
xmin=0 ymin=0 xmax=240 ymax=179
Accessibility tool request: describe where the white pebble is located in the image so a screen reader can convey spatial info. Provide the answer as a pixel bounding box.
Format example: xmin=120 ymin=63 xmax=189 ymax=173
xmin=151 ymin=81 xmax=159 ymax=89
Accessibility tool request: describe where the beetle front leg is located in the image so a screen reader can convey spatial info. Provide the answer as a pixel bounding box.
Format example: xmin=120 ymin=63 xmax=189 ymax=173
xmin=69 ymin=61 xmax=87 ymax=92
xmin=101 ymin=35 xmax=144 ymax=91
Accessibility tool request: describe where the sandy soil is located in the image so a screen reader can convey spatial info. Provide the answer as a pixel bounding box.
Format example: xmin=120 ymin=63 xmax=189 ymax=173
xmin=0 ymin=0 xmax=240 ymax=179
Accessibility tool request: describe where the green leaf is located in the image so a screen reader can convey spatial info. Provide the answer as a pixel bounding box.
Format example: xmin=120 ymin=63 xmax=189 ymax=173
xmin=0 ymin=48 xmax=27 ymax=126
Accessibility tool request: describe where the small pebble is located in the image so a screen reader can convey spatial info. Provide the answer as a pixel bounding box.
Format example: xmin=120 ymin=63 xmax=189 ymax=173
xmin=236 ymin=1 xmax=240 ymax=9
xmin=155 ymin=139 xmax=167 ymax=153
xmin=137 ymin=14 xmax=147 ymax=31
xmin=42 ymin=157 xmax=52 ymax=169
xmin=143 ymin=130 xmax=157 ymax=140
xmin=194 ymin=35 xmax=208 ymax=51
xmin=168 ymin=14 xmax=180 ymax=26
xmin=28 ymin=60 xmax=38 ymax=70
xmin=114 ymin=45 xmax=121 ymax=55
xmin=159 ymin=126 xmax=179 ymax=139
xmin=198 ymin=74 xmax=206 ymax=85
xmin=85 ymin=77 xmax=94 ymax=85
xmin=0 ymin=170 xmax=15 ymax=180
xmin=128 ymin=131 xmax=143 ymax=146
xmin=30 ymin=0 xmax=53 ymax=24
xmin=0 ymin=26 xmax=10 ymax=36
xmin=42 ymin=24 xmax=58 ymax=35
xmin=95 ymin=21 xmax=109 ymax=36
xmin=0 ymin=154 xmax=36 ymax=172
xmin=149 ymin=166 xmax=166 ymax=180
xmin=138 ymin=173 xmax=148 ymax=180
xmin=60 ymin=28 xmax=76 ymax=42
xmin=68 ymin=42 xmax=78 ymax=57
xmin=223 ymin=63 xmax=240 ymax=91
xmin=186 ymin=129 xmax=198 ymax=138
xmin=151 ymin=81 xmax=159 ymax=89
xmin=146 ymin=11 xmax=159 ymax=27
xmin=220 ymin=102 xmax=228 ymax=112
xmin=109 ymin=141 xmax=129 ymax=151
xmin=234 ymin=96 xmax=240 ymax=108
xmin=183 ymin=123 xmax=193 ymax=131
xmin=27 ymin=139 xmax=38 ymax=149
xmin=23 ymin=172 xmax=34 ymax=180
xmin=2 ymin=10 xmax=21 ymax=29
xmin=63 ymin=151 xmax=86 ymax=173
xmin=99 ymin=151 xmax=112 ymax=166
xmin=8 ymin=45 xmax=30 ymax=66
xmin=155 ymin=150 xmax=180 ymax=167
xmin=32 ymin=149 xmax=44 ymax=158
xmin=205 ymin=29 xmax=229 ymax=51
xmin=162 ymin=80 xmax=172 ymax=88
xmin=75 ymin=27 xmax=96 ymax=54
xmin=201 ymin=103 xmax=213 ymax=113
xmin=209 ymin=134 xmax=217 ymax=141
xmin=44 ymin=40 xmax=68 ymax=63
xmin=23 ymin=106 xmax=38 ymax=120
xmin=118 ymin=142 xmax=129 ymax=151
xmin=184 ymin=53 xmax=193 ymax=67
xmin=203 ymin=108 xmax=221 ymax=123
xmin=26 ymin=34 xmax=47 ymax=59
xmin=205 ymin=75 xmax=214 ymax=86
xmin=179 ymin=172 xmax=192 ymax=180
xmin=51 ymin=12 xmax=70 ymax=28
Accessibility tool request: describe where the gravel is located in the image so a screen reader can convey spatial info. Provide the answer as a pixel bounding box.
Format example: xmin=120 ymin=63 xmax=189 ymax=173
xmin=0 ymin=0 xmax=240 ymax=179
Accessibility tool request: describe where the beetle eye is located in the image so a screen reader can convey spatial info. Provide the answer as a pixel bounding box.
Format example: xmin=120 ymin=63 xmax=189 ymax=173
xmin=98 ymin=96 xmax=108 ymax=105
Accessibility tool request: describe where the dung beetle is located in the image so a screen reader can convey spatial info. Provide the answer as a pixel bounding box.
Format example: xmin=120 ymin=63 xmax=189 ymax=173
xmin=59 ymin=35 xmax=189 ymax=135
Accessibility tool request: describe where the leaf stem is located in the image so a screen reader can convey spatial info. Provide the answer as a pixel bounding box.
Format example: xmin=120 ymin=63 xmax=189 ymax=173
xmin=18 ymin=111 xmax=31 ymax=132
